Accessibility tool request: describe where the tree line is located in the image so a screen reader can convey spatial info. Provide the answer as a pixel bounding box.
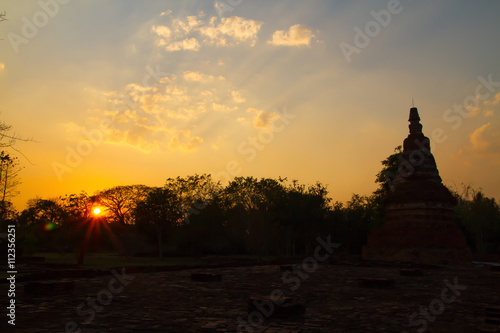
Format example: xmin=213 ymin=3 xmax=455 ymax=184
xmin=1 ymin=118 xmax=499 ymax=260
xmin=2 ymin=173 xmax=499 ymax=259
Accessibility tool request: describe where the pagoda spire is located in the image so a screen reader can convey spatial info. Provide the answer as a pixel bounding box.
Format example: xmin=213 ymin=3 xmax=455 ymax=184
xmin=408 ymin=107 xmax=423 ymax=135
xmin=398 ymin=107 xmax=442 ymax=185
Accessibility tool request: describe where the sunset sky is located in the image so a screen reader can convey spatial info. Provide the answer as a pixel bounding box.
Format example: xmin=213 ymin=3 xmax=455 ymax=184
xmin=1 ymin=0 xmax=500 ymax=210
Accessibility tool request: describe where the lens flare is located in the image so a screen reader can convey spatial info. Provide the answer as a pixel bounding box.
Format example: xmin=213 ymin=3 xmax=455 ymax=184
xmin=43 ymin=222 xmax=55 ymax=231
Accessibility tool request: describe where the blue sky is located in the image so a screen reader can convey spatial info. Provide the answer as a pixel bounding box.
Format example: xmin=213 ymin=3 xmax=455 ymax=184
xmin=1 ymin=0 xmax=500 ymax=208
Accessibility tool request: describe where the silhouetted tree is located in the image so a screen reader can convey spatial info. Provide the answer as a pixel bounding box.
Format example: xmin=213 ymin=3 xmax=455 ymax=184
xmin=374 ymin=145 xmax=402 ymax=199
xmin=453 ymin=186 xmax=500 ymax=254
xmin=60 ymin=192 xmax=93 ymax=220
xmin=21 ymin=197 xmax=66 ymax=227
xmin=165 ymin=174 xmax=221 ymax=225
xmin=344 ymin=194 xmax=377 ymax=253
xmin=97 ymin=185 xmax=151 ymax=224
xmin=280 ymin=180 xmax=331 ymax=256
xmin=16 ymin=197 xmax=66 ymax=254
xmin=134 ymin=187 xmax=182 ymax=258
xmin=184 ymin=199 xmax=227 ymax=255
xmin=0 ymin=201 xmax=17 ymax=226
xmin=350 ymin=145 xmax=403 ymax=231
xmin=223 ymin=177 xmax=287 ymax=258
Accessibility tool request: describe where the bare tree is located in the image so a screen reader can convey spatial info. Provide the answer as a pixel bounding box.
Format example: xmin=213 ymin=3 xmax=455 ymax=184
xmin=0 ymin=152 xmax=22 ymax=205
xmin=0 ymin=118 xmax=34 ymax=218
xmin=1 ymin=120 xmax=33 ymax=150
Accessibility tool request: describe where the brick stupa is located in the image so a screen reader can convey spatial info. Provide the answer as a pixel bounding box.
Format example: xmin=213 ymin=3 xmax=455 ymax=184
xmin=363 ymin=107 xmax=472 ymax=265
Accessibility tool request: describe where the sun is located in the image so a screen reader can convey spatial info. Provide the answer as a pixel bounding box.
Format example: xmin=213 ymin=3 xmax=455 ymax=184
xmin=93 ymin=207 xmax=101 ymax=216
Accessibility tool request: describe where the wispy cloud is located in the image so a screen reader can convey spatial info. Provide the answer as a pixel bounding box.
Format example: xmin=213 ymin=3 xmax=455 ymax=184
xmin=76 ymin=69 xmax=253 ymax=152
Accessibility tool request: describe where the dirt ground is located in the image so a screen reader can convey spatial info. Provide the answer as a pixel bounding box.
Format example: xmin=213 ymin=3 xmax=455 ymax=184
xmin=8 ymin=261 xmax=500 ymax=332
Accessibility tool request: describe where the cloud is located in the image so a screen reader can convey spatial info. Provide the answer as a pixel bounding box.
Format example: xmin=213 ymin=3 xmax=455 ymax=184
xmin=105 ymin=125 xmax=163 ymax=152
xmin=165 ymin=37 xmax=200 ymax=51
xmin=169 ymin=130 xmax=203 ymax=151
xmin=480 ymin=93 xmax=500 ymax=117
xmin=453 ymin=121 xmax=500 ymax=165
xmin=79 ymin=69 xmax=256 ymax=152
xmin=470 ymin=123 xmax=498 ymax=151
xmin=484 ymin=92 xmax=500 ymax=106
xmin=124 ymin=124 xmax=154 ymax=147
xmin=268 ymin=24 xmax=315 ymax=47
xmin=199 ymin=16 xmax=263 ymax=47
xmin=151 ymin=14 xmax=262 ymax=51
xmin=172 ymin=16 xmax=202 ymax=35
xmin=231 ymin=90 xmax=246 ymax=103
xmin=212 ymin=102 xmax=237 ymax=112
xmin=151 ymin=25 xmax=172 ymax=39
xmin=246 ymin=108 xmax=280 ymax=129
xmin=183 ymin=71 xmax=224 ymax=83
xmin=61 ymin=121 xmax=86 ymax=141
xmin=463 ymin=92 xmax=500 ymax=118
